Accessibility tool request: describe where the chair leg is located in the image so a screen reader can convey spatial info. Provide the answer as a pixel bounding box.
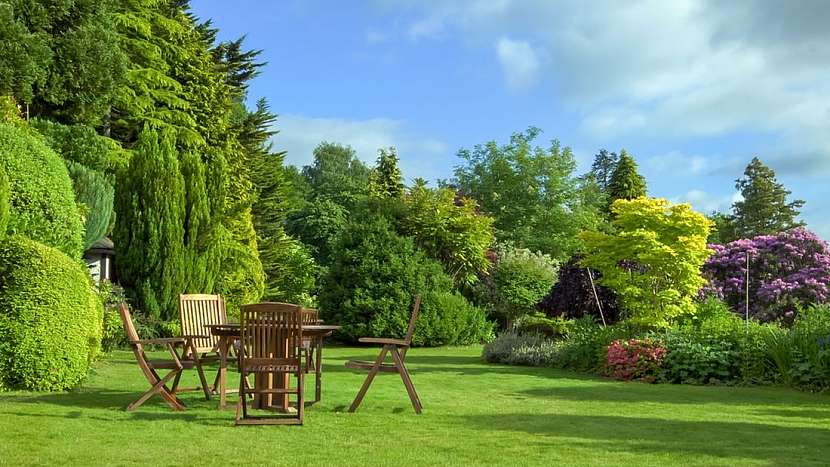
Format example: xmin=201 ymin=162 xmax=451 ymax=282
xmin=236 ymin=370 xmax=248 ymax=424
xmin=129 ymin=369 xmax=184 ymax=411
xmin=194 ymin=358 xmax=212 ymax=401
xmin=391 ymin=346 xmax=422 ymax=414
xmin=348 ymin=346 xmax=389 ymax=413
xmin=170 ymin=370 xmax=182 ymax=394
xmin=297 ymin=371 xmax=305 ymax=425
xmin=315 ymin=337 xmax=323 ymax=403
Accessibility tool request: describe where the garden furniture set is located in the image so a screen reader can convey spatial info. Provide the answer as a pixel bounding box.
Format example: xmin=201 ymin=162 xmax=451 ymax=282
xmin=119 ymin=293 xmax=424 ymax=424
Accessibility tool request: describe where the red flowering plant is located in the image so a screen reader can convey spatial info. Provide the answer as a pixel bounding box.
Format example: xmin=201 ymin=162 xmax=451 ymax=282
xmin=605 ymin=338 xmax=667 ymax=382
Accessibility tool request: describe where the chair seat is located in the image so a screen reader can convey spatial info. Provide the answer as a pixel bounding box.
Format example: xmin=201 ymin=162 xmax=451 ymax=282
xmin=245 ymin=364 xmax=301 ymax=373
xmin=345 ymin=360 xmax=399 ymax=373
xmin=357 ymin=337 xmax=409 ymax=346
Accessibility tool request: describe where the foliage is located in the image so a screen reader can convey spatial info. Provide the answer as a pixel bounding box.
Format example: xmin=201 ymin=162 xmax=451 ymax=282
xmin=286 ymin=198 xmax=348 ymax=264
xmin=247 ymin=100 xmax=315 ymax=305
xmin=401 ymin=184 xmax=494 ymax=285
xmin=703 ymin=228 xmax=830 ymax=322
xmin=766 ymin=304 xmax=830 ymax=390
xmin=588 ymin=149 xmax=619 ymax=193
xmin=66 ymin=162 xmax=114 ymax=249
xmin=415 ymin=291 xmax=494 ymax=346
xmin=452 ymin=128 xmax=603 ymax=261
xmin=0 ymin=123 xmax=83 ymax=258
xmin=582 ymin=198 xmax=713 ymax=327
xmin=491 ymin=245 xmax=558 ymax=325
xmin=31 ymin=119 xmax=128 ymax=175
xmin=514 ymin=312 xmax=570 ymax=338
xmin=302 ymin=142 xmax=371 ymax=209
xmin=215 ymin=207 xmax=265 ymax=317
xmin=606 ymin=150 xmax=646 ymax=206
xmin=0 ymin=0 xmax=127 ymax=123
xmin=553 ymin=318 xmax=644 ymax=373
xmin=482 ymin=331 xmax=556 ymax=366
xmin=727 ymin=157 xmax=805 ymax=241
xmin=114 ymin=129 xmax=225 ymax=320
xmin=97 ymin=280 xmax=127 ymax=352
xmin=537 ymin=254 xmax=621 ymax=324
xmin=707 ymin=211 xmax=737 ymax=245
xmin=0 ymin=236 xmax=102 ymax=391
xmin=0 ymin=167 xmax=8 ymax=240
xmin=368 ymin=147 xmax=405 ymax=199
xmin=318 ymin=215 xmax=491 ymax=346
xmin=605 ymin=338 xmax=667 ymax=382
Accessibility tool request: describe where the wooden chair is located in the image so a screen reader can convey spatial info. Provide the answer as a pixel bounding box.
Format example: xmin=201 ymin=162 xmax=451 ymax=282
xmin=118 ymin=304 xmax=211 ymax=411
xmin=346 ymin=295 xmax=423 ymax=414
xmin=179 ymin=294 xmax=227 ymax=396
xmin=236 ymin=303 xmax=305 ymax=425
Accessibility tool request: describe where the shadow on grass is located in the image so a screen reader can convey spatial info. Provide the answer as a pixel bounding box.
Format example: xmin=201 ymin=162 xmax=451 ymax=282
xmin=519 ymin=383 xmax=830 ymax=408
xmin=458 ymin=412 xmax=830 ymax=464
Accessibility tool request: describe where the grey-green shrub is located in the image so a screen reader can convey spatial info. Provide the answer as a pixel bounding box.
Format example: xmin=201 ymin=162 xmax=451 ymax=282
xmin=0 ymin=123 xmax=83 ymax=258
xmin=67 ymin=161 xmax=114 ymax=249
xmin=0 ymin=236 xmax=102 ymax=390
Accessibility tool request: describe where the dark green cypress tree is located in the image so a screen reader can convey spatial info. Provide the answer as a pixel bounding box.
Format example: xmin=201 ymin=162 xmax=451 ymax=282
xmin=589 ymin=149 xmax=618 ymax=192
xmin=730 ymin=157 xmax=804 ymax=238
xmin=114 ymin=128 xmax=185 ymax=319
xmin=607 ymin=150 xmax=647 ymax=208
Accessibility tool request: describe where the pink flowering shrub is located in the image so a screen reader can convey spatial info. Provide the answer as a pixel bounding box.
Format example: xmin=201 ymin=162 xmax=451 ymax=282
xmin=703 ymin=228 xmax=830 ymax=322
xmin=605 ymin=338 xmax=667 ymax=382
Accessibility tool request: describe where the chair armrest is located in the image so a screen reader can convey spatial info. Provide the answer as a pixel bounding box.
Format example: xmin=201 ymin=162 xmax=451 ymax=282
xmin=358 ymin=337 xmax=409 ymax=346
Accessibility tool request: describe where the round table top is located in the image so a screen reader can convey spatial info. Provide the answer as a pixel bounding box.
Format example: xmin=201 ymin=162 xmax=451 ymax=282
xmin=206 ymin=323 xmax=341 ymax=337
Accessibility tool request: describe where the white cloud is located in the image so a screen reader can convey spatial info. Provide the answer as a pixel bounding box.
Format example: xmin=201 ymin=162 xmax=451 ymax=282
xmin=495 ymin=37 xmax=540 ymax=92
xmin=398 ymin=0 xmax=830 ymax=174
xmin=365 ymin=29 xmax=388 ymax=45
xmin=671 ymin=189 xmax=738 ymax=214
xmin=647 ymin=151 xmax=708 ymax=176
xmin=272 ymin=115 xmax=450 ymax=181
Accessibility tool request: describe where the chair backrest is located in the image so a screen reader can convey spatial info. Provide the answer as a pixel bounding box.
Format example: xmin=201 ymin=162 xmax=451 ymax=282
xmin=118 ymin=303 xmax=147 ymax=361
xmin=179 ymin=294 xmax=227 ymax=353
xmin=402 ymin=295 xmax=422 ymax=345
xmin=239 ymin=302 xmax=304 ymax=368
xmin=301 ymin=307 xmax=319 ymax=325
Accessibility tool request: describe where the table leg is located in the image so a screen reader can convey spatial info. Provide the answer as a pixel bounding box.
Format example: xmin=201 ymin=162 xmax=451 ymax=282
xmin=315 ymin=336 xmax=322 ymax=403
xmin=218 ymin=336 xmax=229 ymax=410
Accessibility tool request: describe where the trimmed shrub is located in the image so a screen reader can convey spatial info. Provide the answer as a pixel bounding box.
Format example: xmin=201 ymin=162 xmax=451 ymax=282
xmin=319 ymin=216 xmax=492 ymax=346
xmin=0 ymin=123 xmax=83 ymax=258
xmin=482 ymin=331 xmax=549 ymax=364
xmin=538 ymin=254 xmax=620 ymax=324
xmin=0 ymin=236 xmax=102 ymax=390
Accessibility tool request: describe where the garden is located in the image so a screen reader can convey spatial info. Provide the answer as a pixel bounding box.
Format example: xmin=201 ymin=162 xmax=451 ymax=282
xmin=2 ymin=1 xmax=830 ymax=465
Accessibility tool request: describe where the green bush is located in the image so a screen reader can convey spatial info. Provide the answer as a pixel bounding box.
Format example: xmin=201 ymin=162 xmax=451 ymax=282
xmin=415 ymin=291 xmax=494 ymax=346
xmin=514 ymin=312 xmax=570 ymax=338
xmin=31 ymin=119 xmax=128 ymax=174
xmin=0 ymin=123 xmax=83 ymax=258
xmin=0 ymin=167 xmax=8 ymax=239
xmin=97 ymin=280 xmax=127 ymax=352
xmin=482 ymin=331 xmax=550 ymax=364
xmin=767 ymin=305 xmax=830 ymax=390
xmin=474 ymin=245 xmax=558 ymax=326
xmin=0 ymin=236 xmax=102 ymax=391
xmin=319 ymin=216 xmax=492 ymax=346
xmin=553 ymin=318 xmax=642 ymax=373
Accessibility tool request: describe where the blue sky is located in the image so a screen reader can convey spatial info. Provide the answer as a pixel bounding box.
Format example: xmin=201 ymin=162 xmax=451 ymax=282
xmin=192 ymin=0 xmax=830 ymax=238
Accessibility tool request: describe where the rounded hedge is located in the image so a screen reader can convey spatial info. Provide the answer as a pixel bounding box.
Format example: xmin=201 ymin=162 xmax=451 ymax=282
xmin=319 ymin=216 xmax=492 ymax=346
xmin=0 ymin=236 xmax=102 ymax=391
xmin=0 ymin=123 xmax=83 ymax=258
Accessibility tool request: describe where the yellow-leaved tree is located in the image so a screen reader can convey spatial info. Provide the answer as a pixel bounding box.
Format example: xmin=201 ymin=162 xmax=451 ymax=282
xmin=581 ymin=198 xmax=713 ymax=328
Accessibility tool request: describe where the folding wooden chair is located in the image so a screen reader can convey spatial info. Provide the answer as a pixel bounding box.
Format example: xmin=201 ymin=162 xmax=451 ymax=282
xmin=118 ymin=304 xmax=211 ymax=411
xmin=346 ymin=295 xmax=422 ymax=414
xmin=236 ymin=303 xmax=305 ymax=425
xmin=179 ymin=293 xmax=227 ymax=396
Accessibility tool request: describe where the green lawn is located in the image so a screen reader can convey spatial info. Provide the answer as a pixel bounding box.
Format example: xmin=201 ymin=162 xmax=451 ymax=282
xmin=2 ymin=346 xmax=830 ymax=466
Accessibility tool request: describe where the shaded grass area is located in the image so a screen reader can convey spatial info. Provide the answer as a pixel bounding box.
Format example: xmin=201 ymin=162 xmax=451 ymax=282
xmin=1 ymin=346 xmax=830 ymax=466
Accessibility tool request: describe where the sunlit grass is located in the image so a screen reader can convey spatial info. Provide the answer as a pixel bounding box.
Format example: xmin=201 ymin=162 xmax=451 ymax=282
xmin=2 ymin=346 xmax=830 ymax=466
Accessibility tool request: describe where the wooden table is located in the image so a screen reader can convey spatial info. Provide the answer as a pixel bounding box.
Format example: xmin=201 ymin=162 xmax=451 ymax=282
xmin=206 ymin=323 xmax=341 ymax=410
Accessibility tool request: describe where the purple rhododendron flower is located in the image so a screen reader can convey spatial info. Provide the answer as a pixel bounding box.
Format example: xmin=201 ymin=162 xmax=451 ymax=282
xmin=702 ymin=228 xmax=830 ymax=322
